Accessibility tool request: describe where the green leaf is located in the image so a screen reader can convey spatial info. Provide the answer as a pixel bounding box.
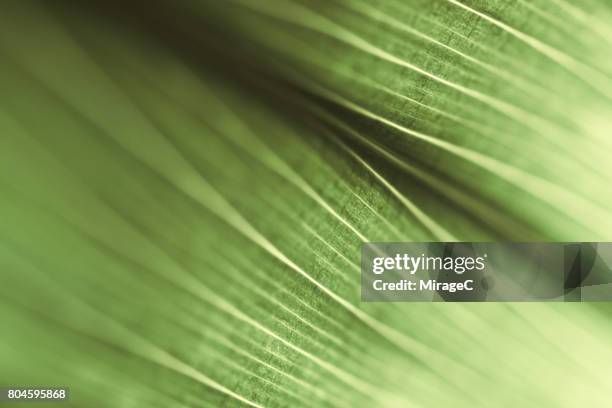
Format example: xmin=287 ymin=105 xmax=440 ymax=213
xmin=1 ymin=0 xmax=612 ymax=407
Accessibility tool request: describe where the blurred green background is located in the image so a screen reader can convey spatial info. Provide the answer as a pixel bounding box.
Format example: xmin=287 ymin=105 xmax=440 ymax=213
xmin=1 ymin=0 xmax=612 ymax=406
